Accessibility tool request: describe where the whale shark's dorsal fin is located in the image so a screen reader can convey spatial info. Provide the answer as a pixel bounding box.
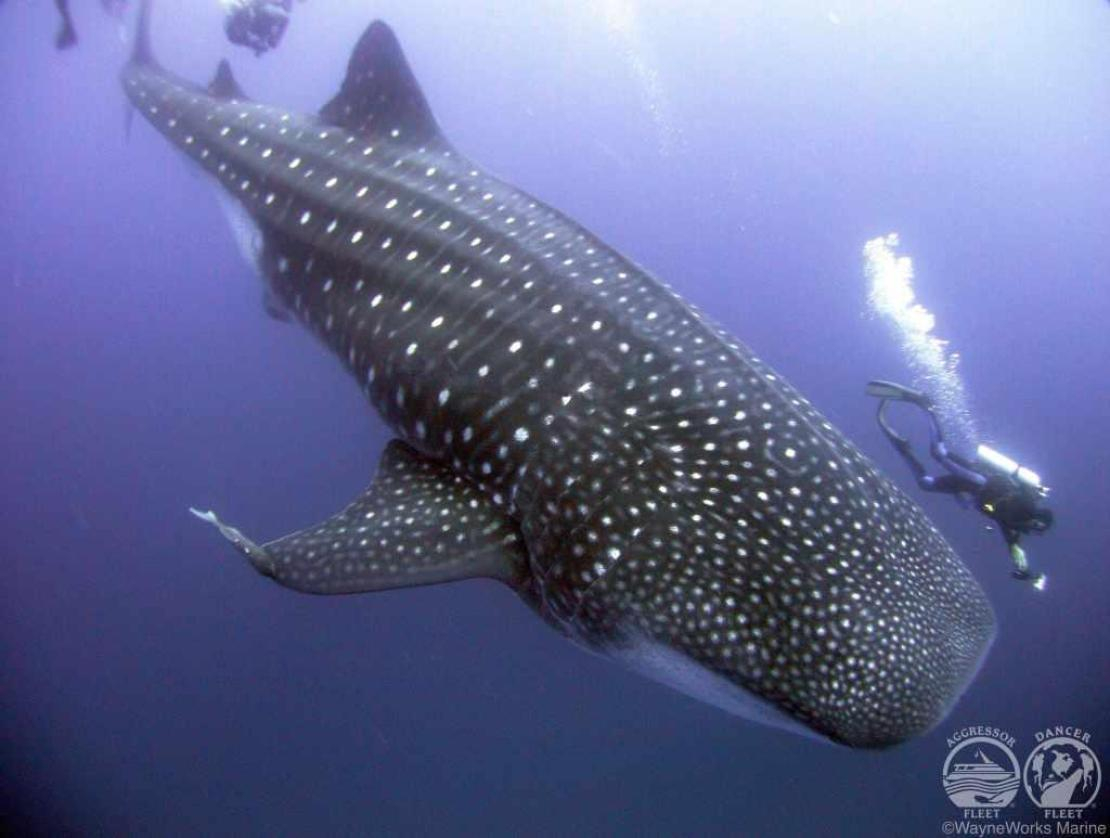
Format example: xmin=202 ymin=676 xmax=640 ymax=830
xmin=208 ymin=59 xmax=248 ymax=101
xmin=192 ymin=441 xmax=526 ymax=594
xmin=320 ymin=21 xmax=449 ymax=150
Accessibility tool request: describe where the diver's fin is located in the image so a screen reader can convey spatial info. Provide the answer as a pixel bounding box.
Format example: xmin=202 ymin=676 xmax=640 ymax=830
xmin=191 ymin=441 xmax=527 ymax=594
xmin=865 ymin=379 xmax=932 ymax=407
xmin=207 ymin=59 xmax=249 ymax=101
xmin=319 ymin=21 xmax=450 ymax=150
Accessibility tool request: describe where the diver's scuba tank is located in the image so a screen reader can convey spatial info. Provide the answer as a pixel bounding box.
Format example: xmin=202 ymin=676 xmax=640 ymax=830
xmin=976 ymin=444 xmax=1046 ymax=494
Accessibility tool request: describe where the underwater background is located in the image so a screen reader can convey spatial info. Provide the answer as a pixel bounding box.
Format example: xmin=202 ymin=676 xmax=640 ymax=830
xmin=2 ymin=1 xmax=1107 ymax=834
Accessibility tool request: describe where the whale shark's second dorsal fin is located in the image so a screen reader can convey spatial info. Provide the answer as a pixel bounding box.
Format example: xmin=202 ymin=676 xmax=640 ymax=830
xmin=320 ymin=21 xmax=449 ymax=150
xmin=208 ymin=59 xmax=248 ymax=101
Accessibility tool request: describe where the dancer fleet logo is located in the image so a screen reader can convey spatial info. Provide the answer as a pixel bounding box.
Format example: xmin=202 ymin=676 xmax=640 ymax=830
xmin=1024 ymin=727 xmax=1101 ymax=812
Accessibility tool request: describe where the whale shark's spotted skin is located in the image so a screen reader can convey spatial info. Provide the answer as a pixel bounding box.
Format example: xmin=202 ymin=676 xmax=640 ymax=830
xmin=127 ymin=10 xmax=995 ymax=747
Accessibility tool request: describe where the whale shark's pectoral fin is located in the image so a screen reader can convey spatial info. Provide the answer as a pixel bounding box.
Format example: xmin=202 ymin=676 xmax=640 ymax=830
xmin=191 ymin=441 xmax=528 ymax=594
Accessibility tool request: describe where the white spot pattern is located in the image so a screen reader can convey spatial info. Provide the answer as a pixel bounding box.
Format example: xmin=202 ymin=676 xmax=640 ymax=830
xmin=125 ymin=39 xmax=995 ymax=749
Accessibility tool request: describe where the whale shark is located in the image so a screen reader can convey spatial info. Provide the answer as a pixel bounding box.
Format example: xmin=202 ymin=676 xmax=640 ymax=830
xmin=123 ymin=4 xmax=995 ymax=747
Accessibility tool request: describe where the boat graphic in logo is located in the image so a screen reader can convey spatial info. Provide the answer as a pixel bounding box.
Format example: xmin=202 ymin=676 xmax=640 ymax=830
xmin=942 ymin=737 xmax=1022 ymax=808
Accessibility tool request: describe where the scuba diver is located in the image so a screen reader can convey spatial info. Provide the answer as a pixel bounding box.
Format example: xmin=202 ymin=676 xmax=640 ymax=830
xmin=221 ymin=0 xmax=297 ymax=56
xmin=866 ymin=380 xmax=1054 ymax=590
xmin=47 ymin=2 xmax=296 ymax=55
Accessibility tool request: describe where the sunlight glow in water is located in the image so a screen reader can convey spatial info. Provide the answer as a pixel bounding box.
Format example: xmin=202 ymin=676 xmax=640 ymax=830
xmin=597 ymin=0 xmax=678 ymax=155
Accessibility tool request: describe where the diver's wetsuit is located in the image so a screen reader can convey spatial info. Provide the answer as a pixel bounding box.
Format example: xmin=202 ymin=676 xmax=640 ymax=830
xmin=869 ymin=381 xmax=1051 ymax=587
xmin=975 ymin=473 xmax=1044 ymax=556
xmin=223 ymin=0 xmax=293 ymax=55
xmin=874 ymin=389 xmax=984 ymax=496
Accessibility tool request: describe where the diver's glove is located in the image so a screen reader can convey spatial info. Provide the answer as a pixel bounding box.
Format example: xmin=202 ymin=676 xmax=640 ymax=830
xmin=1011 ymin=569 xmax=1047 ymax=591
xmin=1008 ymin=544 xmax=1046 ymax=591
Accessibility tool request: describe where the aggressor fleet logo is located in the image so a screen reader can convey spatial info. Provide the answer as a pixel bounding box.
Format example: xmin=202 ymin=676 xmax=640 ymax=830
xmin=943 ymin=727 xmax=1022 ymax=810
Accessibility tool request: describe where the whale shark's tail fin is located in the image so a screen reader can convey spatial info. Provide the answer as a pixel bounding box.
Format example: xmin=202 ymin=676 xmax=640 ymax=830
xmin=192 ymin=441 xmax=527 ymax=594
xmin=131 ymin=0 xmax=156 ymax=67
xmin=55 ymin=4 xmax=78 ymax=50
xmin=319 ymin=21 xmax=451 ymax=152
xmin=121 ymin=0 xmax=156 ymax=139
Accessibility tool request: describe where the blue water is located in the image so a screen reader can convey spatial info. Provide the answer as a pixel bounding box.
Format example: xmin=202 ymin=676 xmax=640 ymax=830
xmin=2 ymin=1 xmax=1108 ymax=834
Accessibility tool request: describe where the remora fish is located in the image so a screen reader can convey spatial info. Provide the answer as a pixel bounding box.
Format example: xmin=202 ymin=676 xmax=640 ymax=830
xmin=123 ymin=3 xmax=995 ymax=747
